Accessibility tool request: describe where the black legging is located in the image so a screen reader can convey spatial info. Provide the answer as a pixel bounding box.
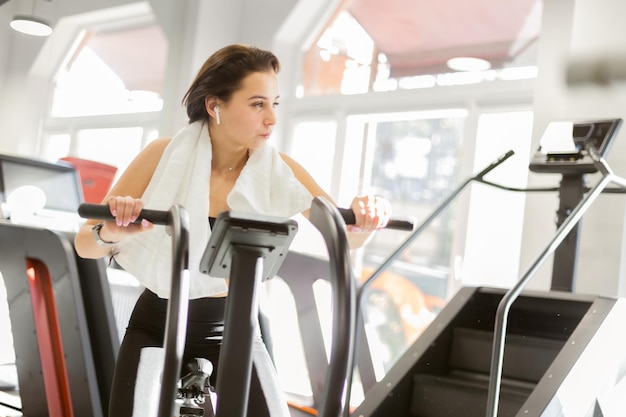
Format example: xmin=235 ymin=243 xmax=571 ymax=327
xmin=108 ymin=289 xmax=289 ymax=417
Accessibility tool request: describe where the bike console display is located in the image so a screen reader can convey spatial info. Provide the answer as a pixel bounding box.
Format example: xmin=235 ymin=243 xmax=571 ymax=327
xmin=529 ymin=118 xmax=622 ymax=174
xmin=199 ymin=211 xmax=298 ymax=281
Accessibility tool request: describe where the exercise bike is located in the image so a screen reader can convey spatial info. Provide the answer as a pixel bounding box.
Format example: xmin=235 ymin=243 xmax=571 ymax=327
xmin=79 ymin=198 xmax=413 ymax=417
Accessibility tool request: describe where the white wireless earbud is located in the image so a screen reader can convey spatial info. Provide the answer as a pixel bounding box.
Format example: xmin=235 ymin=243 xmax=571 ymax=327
xmin=214 ymin=106 xmax=221 ymax=125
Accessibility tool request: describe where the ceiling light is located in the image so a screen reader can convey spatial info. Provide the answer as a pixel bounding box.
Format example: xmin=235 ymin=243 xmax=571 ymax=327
xmin=10 ymin=15 xmax=52 ymax=36
xmin=446 ymin=57 xmax=491 ymax=72
xmin=10 ymin=0 xmax=52 ymax=37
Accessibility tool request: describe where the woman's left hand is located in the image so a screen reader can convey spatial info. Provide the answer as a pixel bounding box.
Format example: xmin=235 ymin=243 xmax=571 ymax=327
xmin=348 ymin=194 xmax=392 ymax=233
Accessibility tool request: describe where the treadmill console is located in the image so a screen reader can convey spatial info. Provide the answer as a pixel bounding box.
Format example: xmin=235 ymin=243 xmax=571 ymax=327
xmin=529 ymin=118 xmax=622 ymax=174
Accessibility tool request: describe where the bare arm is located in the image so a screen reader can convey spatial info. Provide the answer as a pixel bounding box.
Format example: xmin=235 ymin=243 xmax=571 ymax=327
xmin=279 ymin=152 xmax=335 ymax=209
xmin=74 ymin=138 xmax=170 ymax=258
xmin=280 ymin=153 xmax=391 ymax=248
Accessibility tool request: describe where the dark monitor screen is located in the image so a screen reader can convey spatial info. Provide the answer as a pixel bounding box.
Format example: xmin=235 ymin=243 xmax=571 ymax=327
xmin=0 ymin=154 xmax=83 ymax=213
xmin=529 ymin=118 xmax=622 ymax=174
xmin=537 ymin=119 xmax=621 ymax=156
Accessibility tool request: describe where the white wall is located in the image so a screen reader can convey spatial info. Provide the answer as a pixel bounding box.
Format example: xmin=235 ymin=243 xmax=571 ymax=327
xmin=522 ymin=0 xmax=626 ymax=297
xmin=566 ymin=0 xmax=626 ymax=297
xmin=519 ymin=0 xmax=577 ymax=292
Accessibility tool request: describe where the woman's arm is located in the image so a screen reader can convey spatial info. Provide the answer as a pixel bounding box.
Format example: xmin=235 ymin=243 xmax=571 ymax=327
xmin=74 ymin=138 xmax=170 ymax=259
xmin=279 ymin=152 xmax=335 ymax=206
xmin=280 ymin=153 xmax=390 ymax=248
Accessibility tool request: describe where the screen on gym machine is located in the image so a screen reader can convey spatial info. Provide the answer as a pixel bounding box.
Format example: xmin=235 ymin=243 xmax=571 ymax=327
xmin=529 ymin=118 xmax=622 ymax=174
xmin=0 ymin=153 xmax=84 ymax=229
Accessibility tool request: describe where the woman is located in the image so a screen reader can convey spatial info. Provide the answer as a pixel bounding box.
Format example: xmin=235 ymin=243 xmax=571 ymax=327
xmin=75 ymin=44 xmax=392 ymax=417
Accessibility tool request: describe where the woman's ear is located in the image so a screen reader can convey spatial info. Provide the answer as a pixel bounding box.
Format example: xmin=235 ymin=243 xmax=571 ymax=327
xmin=205 ymin=97 xmax=219 ymax=122
xmin=205 ymin=97 xmax=217 ymax=113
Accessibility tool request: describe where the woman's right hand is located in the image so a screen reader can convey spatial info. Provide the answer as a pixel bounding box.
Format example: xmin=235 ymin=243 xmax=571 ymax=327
xmin=97 ymin=196 xmax=154 ymax=243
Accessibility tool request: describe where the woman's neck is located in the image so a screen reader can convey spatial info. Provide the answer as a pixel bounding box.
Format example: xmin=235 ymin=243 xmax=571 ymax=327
xmin=209 ymin=125 xmax=249 ymax=174
xmin=211 ymin=148 xmax=248 ymax=174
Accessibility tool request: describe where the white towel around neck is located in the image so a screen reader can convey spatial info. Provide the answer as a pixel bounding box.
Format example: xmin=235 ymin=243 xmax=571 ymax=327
xmin=113 ymin=121 xmax=313 ymax=299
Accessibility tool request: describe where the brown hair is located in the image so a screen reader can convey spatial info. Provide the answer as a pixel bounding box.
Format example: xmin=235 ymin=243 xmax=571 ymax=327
xmin=182 ymin=44 xmax=281 ymax=123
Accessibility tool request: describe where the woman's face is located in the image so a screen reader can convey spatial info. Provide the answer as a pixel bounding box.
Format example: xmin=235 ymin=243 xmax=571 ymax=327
xmin=218 ymin=70 xmax=280 ymax=150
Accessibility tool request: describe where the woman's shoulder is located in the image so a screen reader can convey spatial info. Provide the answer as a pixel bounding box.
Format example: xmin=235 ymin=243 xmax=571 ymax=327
xmin=137 ymin=137 xmax=171 ymax=162
xmin=279 ymin=151 xmax=309 ymax=176
xmin=104 ymin=138 xmax=173 ymax=198
xmin=125 ymin=138 xmax=172 ymax=176
xmin=278 ymin=151 xmax=297 ymax=167
xmin=146 ymin=137 xmax=172 ymax=152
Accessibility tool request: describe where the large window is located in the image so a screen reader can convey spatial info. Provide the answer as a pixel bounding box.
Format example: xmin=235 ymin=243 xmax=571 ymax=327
xmin=51 ymin=24 xmax=166 ymax=118
xmin=42 ymin=18 xmax=167 ymax=176
xmin=300 ymin=1 xmax=542 ymax=96
xmin=346 ymin=111 xmax=467 ymax=372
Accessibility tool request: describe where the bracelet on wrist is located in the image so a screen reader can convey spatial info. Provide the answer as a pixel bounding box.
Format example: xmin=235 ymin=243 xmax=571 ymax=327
xmin=91 ymin=222 xmax=117 ymax=247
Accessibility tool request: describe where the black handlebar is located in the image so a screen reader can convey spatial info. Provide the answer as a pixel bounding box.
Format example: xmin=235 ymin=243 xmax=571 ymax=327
xmin=78 ymin=203 xmax=415 ymax=231
xmin=78 ymin=204 xmax=170 ymax=225
xmin=336 ymin=208 xmax=414 ymax=231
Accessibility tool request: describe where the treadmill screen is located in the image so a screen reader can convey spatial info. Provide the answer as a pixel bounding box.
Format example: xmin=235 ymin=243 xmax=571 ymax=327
xmin=0 ymin=154 xmax=83 ymax=213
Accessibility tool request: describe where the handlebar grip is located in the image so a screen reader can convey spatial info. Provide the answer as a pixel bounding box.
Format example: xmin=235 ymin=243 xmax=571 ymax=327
xmin=79 ymin=204 xmax=415 ymax=231
xmin=337 ymin=208 xmax=415 ymax=232
xmin=77 ymin=203 xmax=170 ymax=226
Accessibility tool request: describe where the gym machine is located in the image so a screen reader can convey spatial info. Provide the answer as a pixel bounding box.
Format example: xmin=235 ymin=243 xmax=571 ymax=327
xmin=78 ymin=198 xmax=413 ymax=417
xmin=350 ymin=118 xmax=626 ymax=417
